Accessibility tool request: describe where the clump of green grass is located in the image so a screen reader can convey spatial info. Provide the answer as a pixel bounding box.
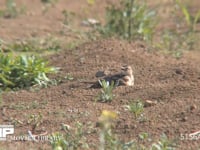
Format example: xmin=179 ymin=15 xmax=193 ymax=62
xmin=125 ymin=100 xmax=144 ymax=118
xmin=0 ymin=53 xmax=57 ymax=90
xmin=97 ymin=80 xmax=115 ymax=102
xmin=98 ymin=0 xmax=156 ymax=42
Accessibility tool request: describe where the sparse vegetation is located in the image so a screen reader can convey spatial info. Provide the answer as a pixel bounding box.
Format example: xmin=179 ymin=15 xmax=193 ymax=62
xmin=97 ymin=80 xmax=115 ymax=102
xmin=125 ymin=100 xmax=144 ymax=118
xmin=50 ymin=111 xmax=135 ymax=150
xmin=0 ymin=0 xmax=25 ymax=18
xmin=8 ymin=100 xmax=47 ymax=110
xmin=1 ymin=37 xmax=61 ymax=53
xmin=50 ymin=110 xmax=176 ymax=150
xmin=155 ymin=0 xmax=200 ymax=57
xmin=98 ymin=0 xmax=156 ymax=42
xmin=0 ymin=54 xmax=57 ymax=90
xmin=175 ymin=0 xmax=200 ymax=32
xmin=50 ymin=122 xmax=89 ymax=150
xmin=151 ymin=134 xmax=176 ymax=150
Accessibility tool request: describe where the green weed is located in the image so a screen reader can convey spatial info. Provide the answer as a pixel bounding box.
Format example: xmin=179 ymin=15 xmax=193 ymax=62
xmin=98 ymin=0 xmax=156 ymax=42
xmin=97 ymin=80 xmax=115 ymax=102
xmin=125 ymin=100 xmax=144 ymax=118
xmin=0 ymin=54 xmax=57 ymax=90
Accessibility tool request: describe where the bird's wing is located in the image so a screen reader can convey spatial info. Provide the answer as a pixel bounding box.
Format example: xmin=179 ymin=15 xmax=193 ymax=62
xmin=109 ymin=72 xmax=128 ymax=80
xmin=102 ymin=72 xmax=127 ymax=85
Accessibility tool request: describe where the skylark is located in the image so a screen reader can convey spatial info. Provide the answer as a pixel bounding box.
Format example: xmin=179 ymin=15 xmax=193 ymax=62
xmin=90 ymin=65 xmax=134 ymax=88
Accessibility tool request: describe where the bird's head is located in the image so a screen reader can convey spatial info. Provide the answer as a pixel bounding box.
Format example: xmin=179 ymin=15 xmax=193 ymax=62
xmin=121 ymin=65 xmax=133 ymax=75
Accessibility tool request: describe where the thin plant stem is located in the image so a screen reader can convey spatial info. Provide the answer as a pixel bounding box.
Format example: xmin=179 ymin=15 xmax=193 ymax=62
xmin=128 ymin=0 xmax=134 ymax=40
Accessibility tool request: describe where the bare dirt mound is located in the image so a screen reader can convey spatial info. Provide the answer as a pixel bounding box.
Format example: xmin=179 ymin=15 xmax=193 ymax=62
xmin=1 ymin=39 xmax=200 ymax=149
